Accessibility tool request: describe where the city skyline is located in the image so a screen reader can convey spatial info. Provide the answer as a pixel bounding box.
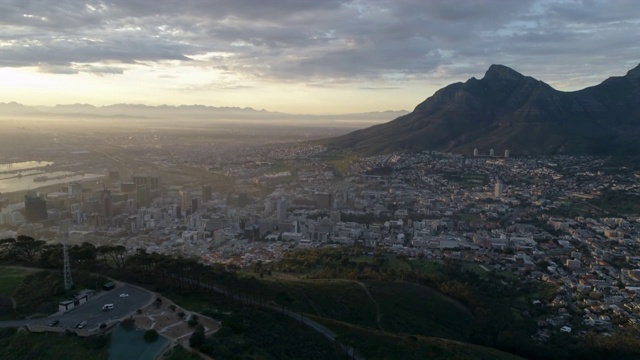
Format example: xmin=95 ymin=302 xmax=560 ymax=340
xmin=1 ymin=0 xmax=639 ymax=114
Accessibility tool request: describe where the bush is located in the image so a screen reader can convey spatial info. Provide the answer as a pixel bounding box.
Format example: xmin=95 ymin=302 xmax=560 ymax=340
xmin=99 ymin=323 xmax=107 ymax=330
xmin=120 ymin=317 xmax=135 ymax=331
xmin=187 ymin=315 xmax=198 ymax=328
xmin=177 ymin=311 xmax=185 ymax=318
xmin=189 ymin=329 xmax=205 ymax=348
xmin=169 ymin=304 xmax=176 ymax=311
xmin=136 ymin=309 xmax=142 ymax=314
xmin=144 ymin=329 xmax=159 ymax=342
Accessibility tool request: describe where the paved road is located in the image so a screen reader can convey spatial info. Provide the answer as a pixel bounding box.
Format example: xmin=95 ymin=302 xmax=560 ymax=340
xmin=0 ymin=284 xmax=153 ymax=331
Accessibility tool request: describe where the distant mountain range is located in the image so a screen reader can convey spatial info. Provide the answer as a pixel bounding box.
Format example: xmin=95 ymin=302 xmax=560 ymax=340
xmin=0 ymin=102 xmax=408 ymax=124
xmin=322 ymin=63 xmax=640 ymax=156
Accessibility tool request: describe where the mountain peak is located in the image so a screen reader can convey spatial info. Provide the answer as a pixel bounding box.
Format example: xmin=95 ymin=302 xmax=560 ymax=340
xmin=324 ymin=62 xmax=640 ymax=156
xmin=483 ymin=64 xmax=525 ymax=82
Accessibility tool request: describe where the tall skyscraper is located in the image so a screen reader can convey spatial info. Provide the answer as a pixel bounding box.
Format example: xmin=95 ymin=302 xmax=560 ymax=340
xmin=136 ymin=185 xmax=151 ymax=208
xmin=276 ymin=198 xmax=287 ymax=222
xmin=192 ymin=197 xmax=200 ymax=213
xmin=179 ymin=190 xmax=188 ymax=210
xmin=102 ymin=189 xmax=113 ymax=218
xmin=24 ymin=192 xmax=47 ymax=222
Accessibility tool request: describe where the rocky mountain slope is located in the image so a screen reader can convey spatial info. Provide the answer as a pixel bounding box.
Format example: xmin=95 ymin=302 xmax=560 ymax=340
xmin=323 ymin=63 xmax=640 ymax=155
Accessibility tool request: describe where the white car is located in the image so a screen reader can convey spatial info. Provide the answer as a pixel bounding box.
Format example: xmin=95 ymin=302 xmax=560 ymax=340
xmin=119 ymin=293 xmax=129 ymax=298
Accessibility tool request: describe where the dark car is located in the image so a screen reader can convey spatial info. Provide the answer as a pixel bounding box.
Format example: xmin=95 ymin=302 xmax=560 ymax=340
xmin=48 ymin=320 xmax=60 ymax=327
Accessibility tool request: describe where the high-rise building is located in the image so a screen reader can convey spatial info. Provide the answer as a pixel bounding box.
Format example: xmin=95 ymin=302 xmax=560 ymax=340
xmin=101 ymin=189 xmax=113 ymax=218
xmin=24 ymin=192 xmax=47 ymax=222
xmin=136 ymin=185 xmax=151 ymax=208
xmin=179 ymin=190 xmax=189 ymax=210
xmin=192 ymin=197 xmax=200 ymax=213
xmin=494 ymin=180 xmax=504 ymax=199
xmin=473 ymin=148 xmax=478 ymax=157
xmin=504 ymin=149 xmax=510 ymax=158
xmin=202 ymin=185 xmax=212 ymax=202
xmin=276 ymin=198 xmax=287 ymax=222
xmin=132 ymin=176 xmax=161 ymax=190
xmin=315 ymin=192 xmax=333 ymax=209
xmin=489 ymin=148 xmax=495 ymax=157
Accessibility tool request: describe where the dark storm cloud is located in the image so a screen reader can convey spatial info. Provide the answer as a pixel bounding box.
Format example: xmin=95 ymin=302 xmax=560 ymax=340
xmin=0 ymin=0 xmax=638 ymax=83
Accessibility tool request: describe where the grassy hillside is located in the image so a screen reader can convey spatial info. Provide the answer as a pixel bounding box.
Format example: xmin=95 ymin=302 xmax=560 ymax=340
xmin=315 ymin=317 xmax=524 ymax=360
xmin=0 ymin=267 xmax=27 ymax=320
xmin=259 ymin=276 xmax=474 ymax=341
xmin=367 ymin=280 xmax=473 ymax=340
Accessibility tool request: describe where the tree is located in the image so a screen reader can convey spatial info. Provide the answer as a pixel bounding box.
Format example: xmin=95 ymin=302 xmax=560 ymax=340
xmin=189 ymin=325 xmax=205 ymax=348
xmin=97 ymin=245 xmax=127 ymax=269
xmin=0 ymin=238 xmax=16 ymax=260
xmin=188 ymin=314 xmax=198 ymax=328
xmin=12 ymin=236 xmax=45 ymax=263
xmin=144 ymin=329 xmax=159 ymax=342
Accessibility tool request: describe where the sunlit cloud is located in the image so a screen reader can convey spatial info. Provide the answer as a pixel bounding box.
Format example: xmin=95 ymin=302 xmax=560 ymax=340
xmin=0 ymin=0 xmax=638 ymax=113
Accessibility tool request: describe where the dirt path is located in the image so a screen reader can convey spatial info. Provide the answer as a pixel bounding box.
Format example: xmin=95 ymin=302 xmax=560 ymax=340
xmin=354 ymin=281 xmax=384 ymax=331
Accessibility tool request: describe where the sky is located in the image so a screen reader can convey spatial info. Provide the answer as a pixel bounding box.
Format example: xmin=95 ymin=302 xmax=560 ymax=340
xmin=1 ymin=0 xmax=639 ymax=114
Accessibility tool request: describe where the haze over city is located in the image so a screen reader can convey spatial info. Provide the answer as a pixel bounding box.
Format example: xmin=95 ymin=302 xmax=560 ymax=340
xmin=2 ymin=0 xmax=640 ymax=114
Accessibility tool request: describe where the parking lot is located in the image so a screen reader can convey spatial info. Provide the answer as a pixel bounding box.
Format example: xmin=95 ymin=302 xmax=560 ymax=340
xmin=36 ymin=284 xmax=153 ymax=330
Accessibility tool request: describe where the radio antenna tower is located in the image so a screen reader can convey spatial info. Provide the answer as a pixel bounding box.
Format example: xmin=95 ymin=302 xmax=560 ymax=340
xmin=62 ymin=220 xmax=73 ymax=291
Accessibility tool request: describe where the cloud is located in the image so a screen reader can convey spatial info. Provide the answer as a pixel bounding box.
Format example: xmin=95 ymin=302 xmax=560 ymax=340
xmin=37 ymin=63 xmax=78 ymax=74
xmin=0 ymin=0 xmax=638 ymax=87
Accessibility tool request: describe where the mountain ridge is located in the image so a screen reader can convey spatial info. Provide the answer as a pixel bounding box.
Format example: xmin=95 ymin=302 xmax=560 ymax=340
xmin=322 ymin=63 xmax=640 ymax=156
xmin=0 ymin=102 xmax=409 ymax=123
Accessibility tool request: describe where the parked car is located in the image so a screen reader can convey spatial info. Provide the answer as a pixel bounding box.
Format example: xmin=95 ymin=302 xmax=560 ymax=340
xmin=48 ymin=320 xmax=59 ymax=327
xmin=76 ymin=320 xmax=87 ymax=329
xmin=119 ymin=293 xmax=129 ymax=298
